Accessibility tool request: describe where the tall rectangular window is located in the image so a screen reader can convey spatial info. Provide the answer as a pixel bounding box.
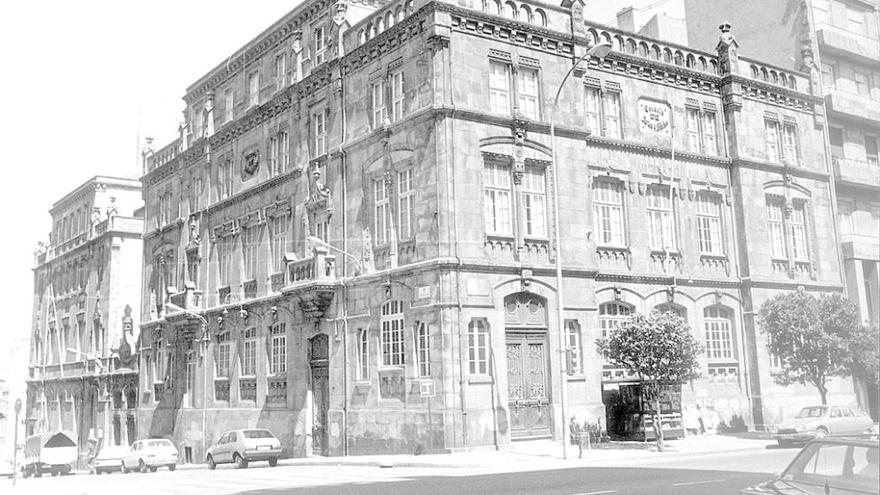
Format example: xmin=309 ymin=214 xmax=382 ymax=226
xmin=854 ymin=71 xmax=869 ymax=96
xmin=270 ymin=215 xmax=289 ymax=273
xmin=216 ymin=332 xmax=231 ymax=379
xmin=483 ymin=162 xmax=512 ymax=235
xmin=603 ymin=91 xmax=622 ymax=139
xmin=270 ymin=323 xmax=287 ymax=374
xmin=599 ymin=303 xmax=631 ymax=362
xmin=243 ymin=225 xmax=260 ymax=281
xmin=357 ymin=328 xmax=369 ymax=380
xmin=782 ymin=124 xmax=798 ymax=165
xmin=275 ymin=53 xmax=287 ymax=90
xmin=398 ymin=169 xmax=414 ymax=240
xmin=218 ymin=238 xmax=232 ymax=287
xmin=184 ymin=351 xmax=196 ymax=408
xmin=381 ymin=300 xmax=405 ymax=366
xmin=593 ymin=180 xmax=624 ymax=246
xmin=647 ymin=186 xmax=675 ymax=250
xmin=279 ymin=131 xmax=290 ymax=171
xmin=585 ymin=86 xmax=601 ymax=133
xmin=704 ymin=307 xmax=734 ymax=361
xmin=489 ymin=61 xmax=511 ymax=114
xmin=821 ymin=62 xmax=835 ymax=89
xmin=764 ymin=120 xmax=781 ymax=163
xmin=371 ymin=80 xmax=386 ymax=127
xmin=702 ymin=112 xmax=718 ymax=155
xmin=220 ymin=159 xmax=233 ymax=200
xmin=374 ymin=179 xmax=390 ymax=244
xmin=313 ymin=218 xmax=329 ymax=244
xmin=468 ymin=319 xmax=489 ymax=375
xmin=686 ymin=107 xmax=701 ymax=152
xmin=248 ymin=72 xmax=259 ymax=107
xmin=391 ymin=71 xmax=405 ymax=122
xmin=241 ymin=327 xmax=257 ymax=376
xmin=766 ymin=197 xmax=787 ymax=259
xmin=224 ymin=88 xmax=234 ymax=123
xmin=566 ymin=320 xmax=582 ymax=375
xmin=416 ymin=321 xmax=430 ymax=377
xmin=314 ymin=26 xmax=326 ymax=65
xmin=517 ymin=68 xmax=539 ymax=119
xmin=313 ymin=111 xmax=327 ymax=156
xmin=790 ymin=202 xmax=809 ymax=261
xmin=269 ymin=135 xmax=280 ymax=176
xmin=865 ymin=135 xmax=878 ymax=167
xmin=696 ymin=192 xmax=723 ymax=255
xmin=523 ymin=167 xmax=546 ymax=237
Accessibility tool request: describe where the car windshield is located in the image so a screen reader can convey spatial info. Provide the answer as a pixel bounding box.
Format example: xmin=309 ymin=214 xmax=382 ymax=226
xmin=147 ymin=440 xmax=173 ymax=448
xmin=243 ymin=430 xmax=274 ymax=439
xmin=795 ymin=407 xmax=827 ymax=418
xmin=782 ymin=442 xmax=879 ymax=492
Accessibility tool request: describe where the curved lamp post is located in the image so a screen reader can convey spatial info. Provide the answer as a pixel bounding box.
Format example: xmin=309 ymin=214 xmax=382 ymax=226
xmin=549 ymin=42 xmax=612 ymax=459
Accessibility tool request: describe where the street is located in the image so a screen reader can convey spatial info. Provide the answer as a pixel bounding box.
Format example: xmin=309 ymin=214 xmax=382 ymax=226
xmin=1 ymin=446 xmax=796 ymax=495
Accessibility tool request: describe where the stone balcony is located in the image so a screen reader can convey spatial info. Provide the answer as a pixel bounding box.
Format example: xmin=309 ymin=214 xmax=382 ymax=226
xmin=824 ymin=90 xmax=880 ymax=124
xmin=168 ymin=284 xmax=204 ymax=311
xmin=816 ymin=24 xmax=880 ymax=63
xmin=281 ymin=246 xmax=339 ymax=319
xmin=841 ymin=235 xmax=880 ymax=262
xmin=832 ymin=155 xmax=880 ymax=188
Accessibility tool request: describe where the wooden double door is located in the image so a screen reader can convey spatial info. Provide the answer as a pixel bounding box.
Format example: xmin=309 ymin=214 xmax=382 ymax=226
xmin=506 ymin=332 xmax=551 ymax=439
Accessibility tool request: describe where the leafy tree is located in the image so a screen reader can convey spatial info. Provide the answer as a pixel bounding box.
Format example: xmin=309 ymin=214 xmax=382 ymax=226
xmin=596 ymin=311 xmax=702 ymax=451
xmin=758 ymin=292 xmax=862 ymax=405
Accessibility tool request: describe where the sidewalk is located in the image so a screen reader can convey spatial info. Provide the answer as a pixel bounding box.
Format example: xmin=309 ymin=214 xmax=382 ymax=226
xmin=249 ymin=434 xmax=775 ymax=471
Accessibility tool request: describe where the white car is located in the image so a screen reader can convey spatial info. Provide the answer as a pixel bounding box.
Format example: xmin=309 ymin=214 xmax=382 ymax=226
xmin=775 ymin=405 xmax=875 ymax=446
xmin=122 ymin=439 xmax=178 ymax=473
xmin=206 ymin=429 xmax=282 ymax=469
xmin=90 ymin=445 xmax=130 ymax=474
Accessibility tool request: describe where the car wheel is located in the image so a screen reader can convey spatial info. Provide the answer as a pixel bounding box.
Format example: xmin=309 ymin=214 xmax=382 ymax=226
xmin=51 ymin=470 xmax=59 ymax=477
xmin=815 ymin=427 xmax=829 ymax=439
xmin=139 ymin=459 xmax=148 ymax=474
xmin=207 ymin=455 xmax=216 ymax=470
xmin=149 ymin=467 xmax=157 ymax=473
xmin=269 ymin=458 xmax=278 ymax=467
xmin=95 ymin=468 xmax=102 ymax=475
xmin=122 ymin=462 xmax=130 ymax=474
xmin=35 ymin=465 xmax=42 ymax=478
xmin=233 ymin=454 xmax=248 ymax=469
xmin=167 ymin=464 xmax=176 ymax=472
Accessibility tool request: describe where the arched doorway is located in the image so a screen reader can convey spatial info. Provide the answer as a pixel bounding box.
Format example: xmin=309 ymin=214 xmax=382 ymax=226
xmin=504 ymin=293 xmax=551 ymax=439
xmin=309 ymin=334 xmax=330 ymax=456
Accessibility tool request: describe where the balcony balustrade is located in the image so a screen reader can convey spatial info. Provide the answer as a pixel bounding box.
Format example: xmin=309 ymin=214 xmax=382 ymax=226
xmin=833 ymin=155 xmax=880 ymax=188
xmin=816 ymin=24 xmax=880 ymax=63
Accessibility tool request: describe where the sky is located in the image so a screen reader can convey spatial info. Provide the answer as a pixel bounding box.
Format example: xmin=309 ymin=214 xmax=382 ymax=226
xmin=0 ymin=0 xmax=660 ymax=447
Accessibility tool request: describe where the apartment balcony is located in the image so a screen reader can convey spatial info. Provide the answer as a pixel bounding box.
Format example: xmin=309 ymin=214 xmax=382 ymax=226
xmin=841 ymin=234 xmax=880 ymax=262
xmin=832 ymin=155 xmax=880 ymax=188
xmin=816 ymin=24 xmax=880 ymax=63
xmin=825 ymin=90 xmax=880 ymax=124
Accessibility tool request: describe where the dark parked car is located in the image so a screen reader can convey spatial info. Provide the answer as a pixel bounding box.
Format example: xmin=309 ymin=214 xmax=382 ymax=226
xmin=741 ymin=438 xmax=879 ymax=494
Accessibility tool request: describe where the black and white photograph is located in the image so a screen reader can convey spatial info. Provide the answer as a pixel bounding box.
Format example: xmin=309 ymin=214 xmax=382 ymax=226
xmin=0 ymin=0 xmax=878 ymax=493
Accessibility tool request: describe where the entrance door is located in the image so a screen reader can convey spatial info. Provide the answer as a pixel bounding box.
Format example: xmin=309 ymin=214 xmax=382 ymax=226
xmin=507 ymin=333 xmax=551 ymax=438
xmin=309 ymin=334 xmax=330 ymax=456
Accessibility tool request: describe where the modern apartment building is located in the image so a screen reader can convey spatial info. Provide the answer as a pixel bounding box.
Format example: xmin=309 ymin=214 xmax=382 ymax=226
xmin=27 ymin=177 xmax=144 ymax=466
xmin=137 ymin=0 xmax=858 ymax=459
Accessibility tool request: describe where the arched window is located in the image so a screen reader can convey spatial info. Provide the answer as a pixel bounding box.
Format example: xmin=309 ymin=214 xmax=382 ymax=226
xmin=598 ymin=301 xmax=633 ymax=359
xmin=381 ymin=300 xmax=405 ymax=366
xmin=650 ymin=45 xmax=661 ymax=60
xmin=686 ymin=54 xmax=696 ymax=69
xmin=396 ymin=6 xmax=404 ymax=23
xmin=674 ymin=51 xmax=684 ymax=66
xmin=503 ymin=1 xmax=517 ymax=19
xmin=663 ymin=48 xmax=673 ymax=63
xmin=655 ymin=303 xmax=687 ymax=320
xmin=638 ymin=42 xmax=649 ymax=58
xmin=358 ymin=29 xmax=365 ymax=46
xmin=534 ymin=8 xmax=547 ymax=27
xmin=405 ymin=0 xmax=413 ymax=14
xmin=520 ymin=4 xmax=532 ymax=23
xmin=385 ymin=11 xmax=394 ymax=28
xmin=704 ymin=306 xmax=734 ymax=361
xmin=366 ymin=23 xmax=373 ymax=40
xmin=626 ymin=38 xmax=637 ymax=54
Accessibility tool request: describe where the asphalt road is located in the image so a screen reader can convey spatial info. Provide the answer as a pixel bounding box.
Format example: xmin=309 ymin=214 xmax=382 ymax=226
xmin=2 ymin=445 xmax=796 ymax=495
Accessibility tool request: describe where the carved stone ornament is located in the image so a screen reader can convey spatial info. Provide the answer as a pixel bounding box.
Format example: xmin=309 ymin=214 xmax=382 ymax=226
xmin=715 ymin=22 xmax=739 ymax=76
xmin=243 ymin=151 xmax=260 ymax=177
xmin=306 ymin=166 xmax=332 ymax=213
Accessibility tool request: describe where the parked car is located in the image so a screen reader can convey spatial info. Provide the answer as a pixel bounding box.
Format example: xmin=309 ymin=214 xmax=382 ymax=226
xmin=90 ymin=445 xmax=130 ymax=474
xmin=205 ymin=429 xmax=282 ymax=469
xmin=121 ymin=439 xmax=178 ymax=473
xmin=774 ymin=405 xmax=874 ymax=447
xmin=22 ymin=431 xmax=77 ymax=477
xmin=741 ymin=438 xmax=879 ymax=494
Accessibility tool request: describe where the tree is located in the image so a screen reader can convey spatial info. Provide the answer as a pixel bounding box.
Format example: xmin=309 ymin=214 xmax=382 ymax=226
xmin=757 ymin=292 xmax=862 ymax=405
xmin=596 ymin=311 xmax=702 ymax=451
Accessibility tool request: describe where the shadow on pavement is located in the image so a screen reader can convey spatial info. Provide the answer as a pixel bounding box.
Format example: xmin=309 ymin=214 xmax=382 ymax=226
xmin=233 ymin=466 xmax=771 ymax=495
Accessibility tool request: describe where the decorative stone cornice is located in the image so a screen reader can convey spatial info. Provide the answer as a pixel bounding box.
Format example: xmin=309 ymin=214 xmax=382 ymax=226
xmin=341 ymin=6 xmax=430 ymax=74
xmin=732 ymin=158 xmax=831 ymax=182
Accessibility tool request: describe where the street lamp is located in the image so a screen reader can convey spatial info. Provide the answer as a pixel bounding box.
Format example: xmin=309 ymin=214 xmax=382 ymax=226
xmin=307 ymin=235 xmax=367 ymax=275
xmin=549 ymin=41 xmax=612 ymax=460
xmin=13 ymin=398 xmax=21 ymax=486
xmin=164 ymin=302 xmax=209 ymax=463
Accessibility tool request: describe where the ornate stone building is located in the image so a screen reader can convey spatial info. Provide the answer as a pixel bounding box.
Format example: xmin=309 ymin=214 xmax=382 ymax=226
xmin=137 ymin=0 xmax=856 ymax=459
xmin=681 ymin=0 xmax=880 ymax=420
xmin=28 ymin=177 xmax=143 ymax=465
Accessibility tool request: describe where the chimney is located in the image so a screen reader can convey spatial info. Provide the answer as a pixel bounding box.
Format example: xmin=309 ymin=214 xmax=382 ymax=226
xmin=617 ymin=6 xmax=636 ymax=33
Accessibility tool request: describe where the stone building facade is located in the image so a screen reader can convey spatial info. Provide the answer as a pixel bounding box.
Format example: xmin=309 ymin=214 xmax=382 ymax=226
xmin=681 ymin=0 xmax=880 ymax=419
xmin=27 ymin=177 xmax=144 ymax=465
xmin=137 ymin=0 xmax=857 ymax=460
